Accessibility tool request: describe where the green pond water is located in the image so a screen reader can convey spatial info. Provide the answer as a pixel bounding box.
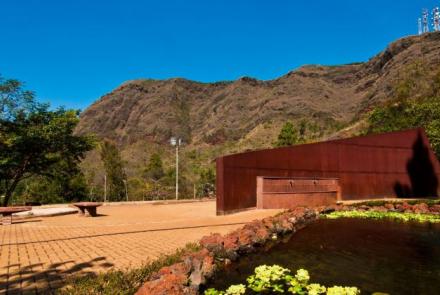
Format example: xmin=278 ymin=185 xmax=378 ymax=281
xmin=206 ymin=218 xmax=440 ymax=295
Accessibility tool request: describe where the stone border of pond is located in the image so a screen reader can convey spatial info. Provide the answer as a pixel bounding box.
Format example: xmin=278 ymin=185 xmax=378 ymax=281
xmin=135 ymin=201 xmax=440 ymax=295
xmin=135 ymin=207 xmax=322 ymax=295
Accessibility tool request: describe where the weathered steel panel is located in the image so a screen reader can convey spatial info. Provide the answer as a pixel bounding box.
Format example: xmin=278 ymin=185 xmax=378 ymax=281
xmin=216 ymin=128 xmax=440 ymax=214
xmin=256 ymin=177 xmax=340 ymax=210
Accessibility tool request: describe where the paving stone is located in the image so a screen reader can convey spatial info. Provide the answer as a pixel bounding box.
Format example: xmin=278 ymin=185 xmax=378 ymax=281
xmin=0 ymin=201 xmax=280 ymax=294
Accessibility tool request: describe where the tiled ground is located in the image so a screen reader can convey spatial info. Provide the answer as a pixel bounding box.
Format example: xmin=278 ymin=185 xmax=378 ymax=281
xmin=0 ymin=201 xmax=280 ymax=294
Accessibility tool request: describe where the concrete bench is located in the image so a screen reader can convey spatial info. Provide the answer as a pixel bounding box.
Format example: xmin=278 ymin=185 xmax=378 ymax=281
xmin=72 ymin=202 xmax=102 ymax=217
xmin=0 ymin=207 xmax=32 ymax=225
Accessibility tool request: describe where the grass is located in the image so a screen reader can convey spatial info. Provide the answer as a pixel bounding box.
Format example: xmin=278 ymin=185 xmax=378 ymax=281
xmin=324 ymin=210 xmax=440 ymax=223
xmin=351 ymin=199 xmax=440 ymax=207
xmin=58 ymin=242 xmax=201 ymax=295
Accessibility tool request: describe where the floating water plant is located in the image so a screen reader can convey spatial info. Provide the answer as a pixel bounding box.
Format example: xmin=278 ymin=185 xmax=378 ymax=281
xmin=324 ymin=210 xmax=440 ymax=223
xmin=205 ymin=265 xmax=360 ymax=295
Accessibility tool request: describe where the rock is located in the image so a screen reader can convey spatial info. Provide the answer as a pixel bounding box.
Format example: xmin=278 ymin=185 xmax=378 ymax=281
xmin=341 ymin=205 xmax=354 ymax=211
xmin=358 ymin=205 xmax=370 ymax=211
xmin=136 ymin=272 xmax=189 ymax=295
xmin=429 ymin=204 xmax=440 ymax=213
xmin=184 ymin=249 xmax=216 ymax=290
xmin=136 ymin=208 xmax=321 ymax=295
xmin=262 ymin=217 xmax=277 ymax=232
xmin=401 ymin=202 xmax=412 ymax=211
xmin=200 ymin=233 xmax=223 ymax=251
xmin=371 ymin=206 xmax=388 ymax=212
xmin=412 ymin=203 xmax=430 ymax=214
xmin=288 ymin=216 xmax=297 ymax=224
xmin=223 ymin=232 xmax=240 ymax=251
xmin=254 ymin=225 xmax=270 ymax=243
xmin=159 ymin=262 xmax=191 ymax=277
xmin=394 ymin=204 xmax=405 ymax=213
xmin=237 ymin=228 xmax=255 ymax=246
xmin=302 ymin=208 xmax=318 ymax=221
xmin=319 ymin=206 xmax=336 ymax=214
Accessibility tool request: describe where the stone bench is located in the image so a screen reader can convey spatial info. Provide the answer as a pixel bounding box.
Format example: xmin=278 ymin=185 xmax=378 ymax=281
xmin=0 ymin=207 xmax=32 ymax=225
xmin=72 ymin=202 xmax=103 ymax=217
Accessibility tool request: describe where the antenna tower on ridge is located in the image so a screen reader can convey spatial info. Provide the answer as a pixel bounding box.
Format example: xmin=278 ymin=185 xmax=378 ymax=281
xmin=423 ymin=9 xmax=430 ymax=33
xmin=418 ymin=18 xmax=423 ymax=35
xmin=433 ymin=7 xmax=440 ymax=32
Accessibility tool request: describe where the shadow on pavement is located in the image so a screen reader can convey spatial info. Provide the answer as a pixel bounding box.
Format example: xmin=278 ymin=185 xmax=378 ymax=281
xmin=0 ymin=221 xmax=248 ymax=246
xmin=1 ymin=256 xmax=114 ymax=294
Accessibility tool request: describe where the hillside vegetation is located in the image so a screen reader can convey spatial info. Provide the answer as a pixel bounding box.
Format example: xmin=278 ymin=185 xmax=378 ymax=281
xmin=47 ymin=32 xmax=440 ymax=201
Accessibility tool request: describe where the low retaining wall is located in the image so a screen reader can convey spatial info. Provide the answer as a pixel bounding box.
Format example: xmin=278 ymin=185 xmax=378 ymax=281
xmin=136 ymin=207 xmax=320 ymax=295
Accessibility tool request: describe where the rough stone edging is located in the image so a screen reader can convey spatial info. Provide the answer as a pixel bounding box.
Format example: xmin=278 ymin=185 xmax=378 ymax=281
xmin=135 ymin=207 xmax=321 ymax=295
xmin=135 ymin=201 xmax=440 ymax=295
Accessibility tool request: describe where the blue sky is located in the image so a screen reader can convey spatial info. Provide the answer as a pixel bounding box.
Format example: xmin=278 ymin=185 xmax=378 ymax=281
xmin=1 ymin=0 xmax=438 ymax=110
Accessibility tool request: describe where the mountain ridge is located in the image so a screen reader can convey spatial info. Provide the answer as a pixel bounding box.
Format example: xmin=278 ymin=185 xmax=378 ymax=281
xmin=76 ymin=32 xmax=440 ymax=147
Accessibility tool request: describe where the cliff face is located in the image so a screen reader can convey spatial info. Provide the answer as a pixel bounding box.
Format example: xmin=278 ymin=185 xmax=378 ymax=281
xmin=76 ymin=32 xmax=440 ymax=146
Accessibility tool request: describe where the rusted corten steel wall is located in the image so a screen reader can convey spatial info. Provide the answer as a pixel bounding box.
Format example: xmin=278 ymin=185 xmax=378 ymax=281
xmin=216 ymin=128 xmax=440 ymax=215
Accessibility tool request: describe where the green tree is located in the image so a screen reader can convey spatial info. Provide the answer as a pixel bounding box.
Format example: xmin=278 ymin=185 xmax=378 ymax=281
xmin=299 ymin=120 xmax=307 ymax=142
xmin=0 ymin=76 xmax=94 ymax=206
xmin=196 ymin=167 xmax=216 ymax=198
xmin=160 ymin=167 xmax=192 ymax=198
xmin=275 ymin=121 xmax=299 ymax=147
xmin=99 ymin=140 xmax=126 ymax=201
xmin=144 ymin=153 xmax=165 ymax=181
xmin=367 ymin=97 xmax=440 ymax=157
xmin=15 ymin=167 xmax=88 ymax=205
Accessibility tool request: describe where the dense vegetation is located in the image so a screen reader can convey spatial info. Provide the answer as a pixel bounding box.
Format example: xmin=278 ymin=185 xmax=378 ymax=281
xmin=99 ymin=140 xmax=127 ymax=201
xmin=324 ymin=210 xmax=440 ymax=223
xmin=366 ymin=61 xmax=440 ymax=157
xmin=351 ymin=199 xmax=440 ymax=207
xmin=275 ymin=121 xmax=299 ymax=147
xmin=0 ymin=75 xmax=215 ymax=205
xmin=0 ymin=76 xmax=94 ymax=205
xmin=4 ymin=57 xmax=440 ymax=205
xmin=205 ymin=265 xmax=360 ymax=295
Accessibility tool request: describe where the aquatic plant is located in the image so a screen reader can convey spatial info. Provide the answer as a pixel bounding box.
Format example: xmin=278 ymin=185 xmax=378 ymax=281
xmin=324 ymin=210 xmax=440 ymax=223
xmin=204 ymin=265 xmax=360 ymax=294
xmin=326 ymin=286 xmax=360 ymax=295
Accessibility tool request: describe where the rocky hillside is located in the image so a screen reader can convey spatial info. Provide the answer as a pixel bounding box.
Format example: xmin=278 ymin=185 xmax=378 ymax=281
xmin=76 ymin=32 xmax=440 ymax=147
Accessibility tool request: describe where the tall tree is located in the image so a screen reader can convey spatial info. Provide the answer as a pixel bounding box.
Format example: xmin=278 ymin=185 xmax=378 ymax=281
xmin=275 ymin=121 xmax=299 ymax=147
xmin=299 ymin=120 xmax=307 ymax=142
xmin=99 ymin=140 xmax=126 ymax=201
xmin=196 ymin=167 xmax=216 ymax=198
xmin=367 ymin=97 xmax=440 ymax=157
xmin=0 ymin=76 xmax=94 ymax=206
xmin=144 ymin=153 xmax=165 ymax=181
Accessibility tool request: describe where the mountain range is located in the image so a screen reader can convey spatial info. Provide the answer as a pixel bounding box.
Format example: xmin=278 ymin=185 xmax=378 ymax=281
xmin=76 ymin=32 xmax=440 ymax=150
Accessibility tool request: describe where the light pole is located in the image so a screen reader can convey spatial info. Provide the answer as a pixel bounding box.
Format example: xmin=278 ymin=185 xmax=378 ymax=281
xmin=123 ymin=179 xmax=128 ymax=202
xmin=104 ymin=174 xmax=107 ymax=202
xmin=170 ymin=137 xmax=182 ymax=200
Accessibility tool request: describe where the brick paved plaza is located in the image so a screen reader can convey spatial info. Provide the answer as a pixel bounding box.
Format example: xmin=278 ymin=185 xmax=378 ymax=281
xmin=0 ymin=201 xmax=280 ymax=294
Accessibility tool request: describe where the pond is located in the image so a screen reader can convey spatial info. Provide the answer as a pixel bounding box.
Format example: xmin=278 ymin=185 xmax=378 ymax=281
xmin=207 ymin=218 xmax=440 ymax=294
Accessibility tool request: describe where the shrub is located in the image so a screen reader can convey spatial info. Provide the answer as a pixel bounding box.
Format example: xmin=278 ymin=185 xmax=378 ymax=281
xmin=59 ymin=242 xmax=201 ymax=295
xmin=324 ymin=210 xmax=440 ymax=223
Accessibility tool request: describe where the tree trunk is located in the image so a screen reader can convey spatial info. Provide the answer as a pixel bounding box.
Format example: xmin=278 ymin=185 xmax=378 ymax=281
xmin=3 ymin=189 xmax=12 ymax=206
xmin=2 ymin=180 xmax=19 ymax=206
xmin=3 ymin=158 xmax=29 ymax=206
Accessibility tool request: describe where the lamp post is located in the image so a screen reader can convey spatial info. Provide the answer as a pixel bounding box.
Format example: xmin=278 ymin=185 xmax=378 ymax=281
xmin=123 ymin=179 xmax=128 ymax=202
xmin=104 ymin=174 xmax=107 ymax=202
xmin=170 ymin=137 xmax=182 ymax=200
